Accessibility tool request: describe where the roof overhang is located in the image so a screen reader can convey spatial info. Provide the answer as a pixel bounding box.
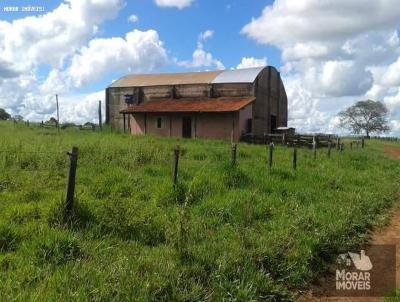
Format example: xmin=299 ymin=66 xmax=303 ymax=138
xmin=120 ymin=97 xmax=255 ymax=114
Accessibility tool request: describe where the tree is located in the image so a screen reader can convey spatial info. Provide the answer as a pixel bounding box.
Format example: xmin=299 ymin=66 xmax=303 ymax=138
xmin=13 ymin=115 xmax=24 ymax=121
xmin=0 ymin=108 xmax=11 ymax=120
xmin=47 ymin=117 xmax=58 ymax=125
xmin=338 ymin=100 xmax=390 ymax=138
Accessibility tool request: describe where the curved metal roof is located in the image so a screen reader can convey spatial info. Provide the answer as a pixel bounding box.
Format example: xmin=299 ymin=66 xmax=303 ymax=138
xmin=108 ymin=67 xmax=267 ymax=88
xmin=212 ymin=67 xmax=266 ymax=84
xmin=109 ymin=71 xmax=223 ymax=88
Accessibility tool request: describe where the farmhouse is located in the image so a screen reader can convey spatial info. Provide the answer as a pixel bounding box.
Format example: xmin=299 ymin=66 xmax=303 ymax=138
xmin=106 ymin=66 xmax=288 ymax=142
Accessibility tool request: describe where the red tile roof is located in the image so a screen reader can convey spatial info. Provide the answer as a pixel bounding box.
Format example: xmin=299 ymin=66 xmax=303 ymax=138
xmin=119 ymin=97 xmax=255 ymax=113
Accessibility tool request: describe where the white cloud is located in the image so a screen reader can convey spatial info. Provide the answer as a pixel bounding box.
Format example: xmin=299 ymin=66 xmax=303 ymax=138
xmin=0 ymin=0 xmax=125 ymax=75
xmin=242 ymin=0 xmax=400 ymax=46
xmin=199 ymin=30 xmax=214 ymax=43
xmin=236 ymin=57 xmax=267 ymax=69
xmin=382 ymin=57 xmax=400 ymax=87
xmin=19 ymin=90 xmax=105 ymax=124
xmin=154 ymin=0 xmax=193 ymax=9
xmin=64 ymin=29 xmax=167 ymax=88
xmin=57 ymin=91 xmax=105 ymax=124
xmin=242 ymin=0 xmax=400 ymax=136
xmin=319 ymin=61 xmax=373 ymax=97
xmin=128 ymin=14 xmax=139 ymax=23
xmin=178 ymin=30 xmax=224 ymax=70
xmin=0 ymin=0 xmax=170 ymax=124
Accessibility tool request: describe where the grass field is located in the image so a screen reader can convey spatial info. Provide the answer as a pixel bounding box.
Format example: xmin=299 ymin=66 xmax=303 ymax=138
xmin=0 ymin=121 xmax=399 ymax=301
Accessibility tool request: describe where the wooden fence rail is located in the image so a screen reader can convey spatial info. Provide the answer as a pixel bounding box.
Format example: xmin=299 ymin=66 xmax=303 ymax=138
xmin=241 ymin=133 xmax=341 ymax=148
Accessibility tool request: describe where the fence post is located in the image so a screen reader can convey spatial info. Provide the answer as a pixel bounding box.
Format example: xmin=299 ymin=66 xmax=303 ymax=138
xmin=337 ymin=137 xmax=340 ymax=150
xmin=98 ymin=100 xmax=103 ymax=130
xmin=231 ymin=143 xmax=237 ymax=166
xmin=173 ymin=146 xmax=180 ymax=186
xmin=350 ymin=142 xmax=353 ymax=150
xmin=293 ymin=146 xmax=297 ymax=170
xmin=65 ymin=147 xmax=78 ymax=216
xmin=312 ymin=137 xmax=317 ymax=160
xmin=56 ymin=94 xmax=60 ymax=133
xmin=361 ymin=137 xmax=365 ymax=149
xmin=282 ymin=133 xmax=287 ymax=145
xmin=340 ymin=143 xmax=344 ymax=153
xmin=268 ymin=143 xmax=274 ymax=170
xmin=328 ymin=141 xmax=332 ymax=158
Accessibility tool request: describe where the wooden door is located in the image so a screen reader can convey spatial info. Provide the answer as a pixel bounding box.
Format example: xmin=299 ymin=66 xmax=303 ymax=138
xmin=182 ymin=117 xmax=192 ymax=138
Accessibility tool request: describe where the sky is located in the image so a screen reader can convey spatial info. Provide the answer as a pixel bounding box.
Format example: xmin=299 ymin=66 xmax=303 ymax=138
xmin=0 ymin=0 xmax=399 ymax=136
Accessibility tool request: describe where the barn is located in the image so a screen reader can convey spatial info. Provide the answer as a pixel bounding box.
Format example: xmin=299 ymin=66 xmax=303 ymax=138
xmin=106 ymin=66 xmax=287 ymax=142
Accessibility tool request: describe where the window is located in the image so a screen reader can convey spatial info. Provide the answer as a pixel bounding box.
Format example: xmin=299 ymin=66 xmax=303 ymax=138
xmin=156 ymin=117 xmax=163 ymax=129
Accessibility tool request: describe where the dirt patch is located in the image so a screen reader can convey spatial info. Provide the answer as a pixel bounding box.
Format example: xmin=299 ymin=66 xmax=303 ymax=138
xmin=298 ymin=204 xmax=400 ymax=302
xmin=384 ymin=145 xmax=400 ymax=160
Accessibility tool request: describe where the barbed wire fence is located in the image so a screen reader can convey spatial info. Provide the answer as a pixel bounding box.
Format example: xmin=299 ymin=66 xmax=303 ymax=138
xmin=0 ymin=132 xmax=371 ymax=222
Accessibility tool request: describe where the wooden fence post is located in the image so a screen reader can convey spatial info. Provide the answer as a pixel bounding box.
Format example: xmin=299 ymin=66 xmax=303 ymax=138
xmin=56 ymin=94 xmax=60 ymax=133
xmin=173 ymin=146 xmax=180 ymax=186
xmin=98 ymin=100 xmax=103 ymax=130
xmin=328 ymin=141 xmax=332 ymax=158
xmin=65 ymin=147 xmax=78 ymax=216
xmin=268 ymin=143 xmax=274 ymax=170
xmin=361 ymin=137 xmax=365 ymax=149
xmin=282 ymin=133 xmax=287 ymax=145
xmin=312 ymin=137 xmax=317 ymax=160
xmin=231 ymin=143 xmax=237 ymax=165
xmin=340 ymin=143 xmax=344 ymax=153
xmin=293 ymin=146 xmax=297 ymax=170
xmin=337 ymin=137 xmax=340 ymax=150
xmin=350 ymin=142 xmax=353 ymax=150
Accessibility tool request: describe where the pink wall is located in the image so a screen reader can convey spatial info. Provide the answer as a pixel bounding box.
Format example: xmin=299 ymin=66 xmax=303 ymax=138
xmin=239 ymin=104 xmax=253 ymax=136
xmin=195 ymin=112 xmax=238 ymax=141
xmin=129 ymin=104 xmax=253 ymax=142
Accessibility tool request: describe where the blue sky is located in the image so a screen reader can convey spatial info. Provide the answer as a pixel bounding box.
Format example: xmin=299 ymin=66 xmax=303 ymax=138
xmin=0 ymin=0 xmax=400 ymax=135
xmin=0 ymin=0 xmax=279 ymax=93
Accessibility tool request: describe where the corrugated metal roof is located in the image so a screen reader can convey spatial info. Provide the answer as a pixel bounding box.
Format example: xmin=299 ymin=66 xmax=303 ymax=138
xmin=109 ymin=67 xmax=267 ymax=88
xmin=119 ymin=97 xmax=255 ymax=113
xmin=109 ymin=71 xmax=223 ymax=88
xmin=212 ymin=67 xmax=266 ymax=84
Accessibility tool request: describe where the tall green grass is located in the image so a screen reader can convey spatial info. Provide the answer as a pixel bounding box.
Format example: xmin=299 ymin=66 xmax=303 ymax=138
xmin=0 ymin=121 xmax=399 ymax=301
